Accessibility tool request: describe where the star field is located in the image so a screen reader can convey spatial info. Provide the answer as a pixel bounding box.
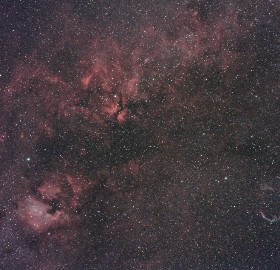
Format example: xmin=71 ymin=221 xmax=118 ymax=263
xmin=0 ymin=1 xmax=279 ymax=269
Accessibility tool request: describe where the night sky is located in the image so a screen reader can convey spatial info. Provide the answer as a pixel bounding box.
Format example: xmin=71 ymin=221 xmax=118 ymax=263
xmin=0 ymin=1 xmax=280 ymax=269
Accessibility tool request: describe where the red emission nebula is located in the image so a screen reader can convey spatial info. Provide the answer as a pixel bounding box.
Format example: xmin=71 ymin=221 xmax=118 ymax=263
xmin=0 ymin=1 xmax=280 ymax=269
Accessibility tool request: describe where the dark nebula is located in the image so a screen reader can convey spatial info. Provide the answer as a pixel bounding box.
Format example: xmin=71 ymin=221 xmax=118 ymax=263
xmin=0 ymin=1 xmax=280 ymax=269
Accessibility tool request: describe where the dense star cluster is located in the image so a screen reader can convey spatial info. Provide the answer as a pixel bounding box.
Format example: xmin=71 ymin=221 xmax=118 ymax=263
xmin=0 ymin=1 xmax=279 ymax=269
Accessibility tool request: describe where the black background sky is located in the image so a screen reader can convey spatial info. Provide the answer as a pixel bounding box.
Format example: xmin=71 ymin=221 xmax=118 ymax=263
xmin=0 ymin=1 xmax=279 ymax=269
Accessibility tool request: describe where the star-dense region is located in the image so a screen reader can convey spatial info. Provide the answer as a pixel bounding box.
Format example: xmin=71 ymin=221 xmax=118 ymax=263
xmin=0 ymin=0 xmax=279 ymax=269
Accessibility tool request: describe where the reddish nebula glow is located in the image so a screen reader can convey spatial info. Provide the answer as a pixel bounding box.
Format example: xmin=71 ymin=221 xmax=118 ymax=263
xmin=1 ymin=1 xmax=279 ymax=269
xmin=17 ymin=195 xmax=68 ymax=233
